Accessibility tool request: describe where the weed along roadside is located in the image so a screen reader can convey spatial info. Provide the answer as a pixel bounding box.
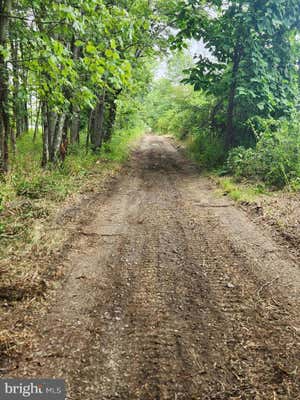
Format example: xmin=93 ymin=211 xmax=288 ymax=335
xmin=0 ymin=126 xmax=143 ymax=252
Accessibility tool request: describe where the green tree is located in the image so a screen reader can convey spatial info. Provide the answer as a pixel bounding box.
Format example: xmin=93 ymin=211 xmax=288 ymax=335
xmin=0 ymin=0 xmax=12 ymax=173
xmin=0 ymin=0 xmax=171 ymax=171
xmin=171 ymin=0 xmax=300 ymax=148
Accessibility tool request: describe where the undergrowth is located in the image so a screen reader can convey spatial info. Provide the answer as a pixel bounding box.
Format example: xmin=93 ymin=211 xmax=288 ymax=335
xmin=225 ymin=119 xmax=300 ymax=190
xmin=215 ymin=177 xmax=267 ymax=203
xmin=144 ymin=79 xmax=300 ymax=190
xmin=0 ymin=126 xmax=143 ymax=245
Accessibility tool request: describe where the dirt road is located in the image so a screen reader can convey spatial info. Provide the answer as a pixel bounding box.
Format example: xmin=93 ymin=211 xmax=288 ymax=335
xmin=9 ymin=135 xmax=300 ymax=399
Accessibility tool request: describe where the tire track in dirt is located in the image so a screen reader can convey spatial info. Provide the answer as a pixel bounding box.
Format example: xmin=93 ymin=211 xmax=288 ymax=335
xmin=7 ymin=135 xmax=300 ymax=400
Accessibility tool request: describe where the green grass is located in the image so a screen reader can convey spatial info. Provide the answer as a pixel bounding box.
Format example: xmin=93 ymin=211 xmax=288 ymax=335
xmin=2 ymin=132 xmax=97 ymax=205
xmin=102 ymin=126 xmax=143 ymax=163
xmin=1 ymin=126 xmax=143 ymax=204
xmin=215 ymin=177 xmax=267 ymax=203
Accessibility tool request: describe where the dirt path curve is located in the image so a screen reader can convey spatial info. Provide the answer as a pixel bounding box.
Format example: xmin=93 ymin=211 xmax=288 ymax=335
xmin=12 ymin=135 xmax=300 ymax=399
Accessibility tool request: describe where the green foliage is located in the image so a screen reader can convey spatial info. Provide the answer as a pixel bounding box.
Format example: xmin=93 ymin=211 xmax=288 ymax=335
xmin=1 ymin=0 xmax=171 ymax=170
xmin=226 ymin=119 xmax=300 ymax=188
xmin=17 ymin=0 xmax=151 ymax=111
xmin=186 ymin=130 xmax=225 ymax=169
xmin=145 ymin=79 xmax=209 ymax=135
xmin=171 ymin=0 xmax=300 ymax=146
xmin=143 ymin=77 xmax=225 ymax=168
xmin=156 ymin=3 xmax=300 ymax=188
xmin=2 ymin=0 xmax=300 ymax=196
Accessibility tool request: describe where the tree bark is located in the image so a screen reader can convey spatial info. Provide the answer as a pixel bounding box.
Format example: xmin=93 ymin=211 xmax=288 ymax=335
xmin=104 ymin=95 xmax=117 ymax=143
xmin=42 ymin=106 xmax=66 ymax=165
xmin=19 ymin=41 xmax=29 ymax=134
xmin=70 ymin=108 xmax=80 ymax=144
xmin=90 ymin=91 xmax=106 ymax=150
xmin=41 ymin=103 xmax=49 ymax=167
xmin=51 ymin=112 xmax=66 ymax=163
xmin=10 ymin=125 xmax=16 ymax=155
xmin=0 ymin=0 xmax=12 ymax=173
xmin=225 ymin=43 xmax=242 ymax=150
xmin=48 ymin=110 xmax=58 ymax=159
xmin=10 ymin=38 xmax=23 ymax=138
xmin=104 ymin=89 xmax=121 ymax=143
xmin=70 ymin=38 xmax=81 ymax=145
xmin=33 ymin=101 xmax=41 ymax=142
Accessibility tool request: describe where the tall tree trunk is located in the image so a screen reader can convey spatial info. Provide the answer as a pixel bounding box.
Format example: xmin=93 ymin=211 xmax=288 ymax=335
xmin=70 ymin=38 xmax=81 ymax=144
xmin=0 ymin=0 xmax=12 ymax=173
xmin=70 ymin=107 xmax=80 ymax=144
xmin=48 ymin=110 xmax=58 ymax=159
xmin=104 ymin=89 xmax=121 ymax=143
xmin=23 ymin=100 xmax=29 ymax=132
xmin=41 ymin=103 xmax=49 ymax=167
xmin=225 ymin=43 xmax=242 ymax=150
xmin=51 ymin=112 xmax=66 ymax=162
xmin=10 ymin=125 xmax=16 ymax=155
xmin=11 ymin=38 xmax=22 ymax=138
xmin=19 ymin=41 xmax=29 ymax=134
xmin=33 ymin=101 xmax=41 ymax=142
xmin=90 ymin=91 xmax=106 ymax=150
xmin=42 ymin=104 xmax=62 ymax=166
xmin=104 ymin=95 xmax=117 ymax=143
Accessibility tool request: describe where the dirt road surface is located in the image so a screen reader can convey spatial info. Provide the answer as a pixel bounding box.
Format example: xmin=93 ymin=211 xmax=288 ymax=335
xmin=7 ymin=135 xmax=300 ymax=399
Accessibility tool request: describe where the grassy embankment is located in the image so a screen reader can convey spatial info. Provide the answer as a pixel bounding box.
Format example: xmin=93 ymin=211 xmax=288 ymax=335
xmin=0 ymin=126 xmax=143 ymax=250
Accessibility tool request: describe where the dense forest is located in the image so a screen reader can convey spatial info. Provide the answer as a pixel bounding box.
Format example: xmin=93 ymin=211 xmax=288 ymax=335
xmin=1 ymin=0 xmax=300 ymax=198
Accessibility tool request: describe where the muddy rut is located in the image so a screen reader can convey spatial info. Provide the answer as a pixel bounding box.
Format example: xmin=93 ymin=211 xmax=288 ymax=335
xmin=9 ymin=136 xmax=300 ymax=399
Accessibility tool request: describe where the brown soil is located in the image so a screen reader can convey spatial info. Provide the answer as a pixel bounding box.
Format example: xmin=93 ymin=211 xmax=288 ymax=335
xmin=1 ymin=135 xmax=299 ymax=399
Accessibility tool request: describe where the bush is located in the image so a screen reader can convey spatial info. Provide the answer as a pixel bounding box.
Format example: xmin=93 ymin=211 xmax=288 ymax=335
xmin=187 ymin=129 xmax=225 ymax=169
xmin=16 ymin=177 xmax=47 ymax=199
xmin=226 ymin=147 xmax=257 ymax=178
xmin=227 ymin=119 xmax=300 ymax=188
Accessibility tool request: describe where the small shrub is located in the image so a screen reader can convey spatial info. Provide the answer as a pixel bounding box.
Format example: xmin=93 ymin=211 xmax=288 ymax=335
xmin=227 ymin=119 xmax=300 ymax=188
xmin=16 ymin=177 xmax=48 ymax=199
xmin=226 ymin=147 xmax=257 ymax=178
xmin=187 ymin=129 xmax=225 ymax=169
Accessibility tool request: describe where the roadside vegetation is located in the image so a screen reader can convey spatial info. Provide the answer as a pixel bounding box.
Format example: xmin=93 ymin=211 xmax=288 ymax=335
xmin=0 ymin=3 xmax=164 ymax=361
xmin=143 ymin=1 xmax=300 ymax=192
xmin=0 ymin=125 xmax=143 ymax=248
